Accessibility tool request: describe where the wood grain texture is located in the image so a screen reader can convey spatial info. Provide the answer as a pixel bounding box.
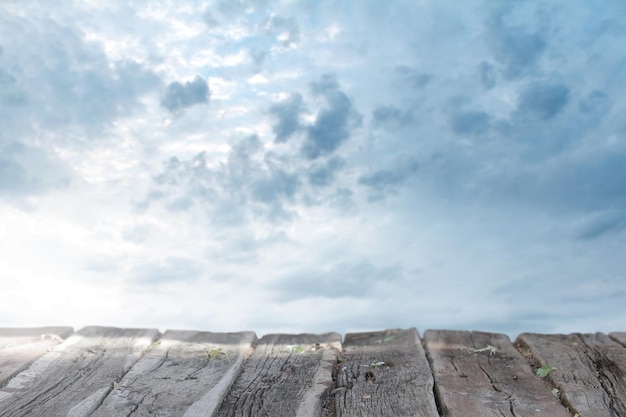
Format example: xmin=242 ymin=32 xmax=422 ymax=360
xmin=90 ymin=330 xmax=256 ymax=417
xmin=517 ymin=332 xmax=626 ymax=417
xmin=334 ymin=328 xmax=439 ymax=417
xmin=0 ymin=326 xmax=160 ymax=417
xmin=424 ymin=330 xmax=570 ymax=417
xmin=214 ymin=333 xmax=341 ymax=417
xmin=0 ymin=327 xmax=73 ymax=387
xmin=610 ymin=332 xmax=626 ymax=347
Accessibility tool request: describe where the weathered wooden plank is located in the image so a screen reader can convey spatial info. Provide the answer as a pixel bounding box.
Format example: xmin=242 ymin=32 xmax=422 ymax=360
xmin=0 ymin=326 xmax=160 ymax=417
xmin=609 ymin=331 xmax=626 ymax=347
xmin=334 ymin=328 xmax=439 ymax=417
xmin=215 ymin=332 xmax=341 ymax=417
xmin=424 ymin=330 xmax=570 ymax=417
xmin=0 ymin=327 xmax=73 ymax=387
xmin=89 ymin=330 xmax=256 ymax=417
xmin=517 ymin=332 xmax=626 ymax=417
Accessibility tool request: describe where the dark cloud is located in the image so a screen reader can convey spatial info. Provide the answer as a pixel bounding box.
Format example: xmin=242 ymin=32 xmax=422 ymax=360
xmin=479 ymin=61 xmax=496 ymax=89
xmin=308 ymin=157 xmax=345 ymax=187
xmin=202 ymin=10 xmax=219 ymax=27
xmin=358 ymin=159 xmax=419 ymax=200
xmin=143 ymin=134 xmax=302 ymax=224
xmin=395 ymin=65 xmax=432 ymax=89
xmin=516 ymin=82 xmax=570 ymax=120
xmin=372 ymin=105 xmax=413 ymax=129
xmin=252 ymin=166 xmax=299 ymax=204
xmin=160 ymin=76 xmax=210 ymax=112
xmin=486 ymin=11 xmax=546 ymax=79
xmin=448 ymin=109 xmax=491 ymax=136
xmin=578 ymin=90 xmax=610 ymax=120
xmin=302 ymin=74 xmax=361 ymax=160
xmin=269 ymin=93 xmax=303 ymax=143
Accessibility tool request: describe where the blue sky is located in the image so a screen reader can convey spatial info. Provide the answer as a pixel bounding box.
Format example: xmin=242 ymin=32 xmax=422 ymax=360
xmin=1 ymin=0 xmax=625 ymax=337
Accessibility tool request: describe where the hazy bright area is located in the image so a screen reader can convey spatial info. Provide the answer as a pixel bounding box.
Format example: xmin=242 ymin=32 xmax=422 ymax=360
xmin=1 ymin=0 xmax=625 ymax=337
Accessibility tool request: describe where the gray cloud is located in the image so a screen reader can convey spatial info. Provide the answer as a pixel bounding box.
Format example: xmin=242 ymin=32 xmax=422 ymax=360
xmin=0 ymin=12 xmax=161 ymax=140
xmin=448 ymin=109 xmax=491 ymax=136
xmin=0 ymin=157 xmax=39 ymax=196
xmin=203 ymin=10 xmax=219 ymax=27
xmin=0 ymin=69 xmax=26 ymax=106
xmin=0 ymin=142 xmax=70 ymax=199
xmin=160 ymin=76 xmax=210 ymax=112
xmin=395 ymin=65 xmax=432 ymax=89
xmin=270 ymin=93 xmax=303 ymax=143
xmin=143 ymin=134 xmax=302 ymax=224
xmin=372 ymin=105 xmax=413 ymax=129
xmin=461 ymin=139 xmax=626 ymax=224
xmin=249 ymin=48 xmax=268 ymax=72
xmin=308 ymin=157 xmax=345 ymax=187
xmin=578 ymin=90 xmax=610 ymax=120
xmin=486 ymin=10 xmax=546 ymax=79
xmin=251 ymin=163 xmax=300 ymax=204
xmin=479 ymin=61 xmax=496 ymax=89
xmin=358 ymin=159 xmax=419 ymax=200
xmin=302 ymin=74 xmax=361 ymax=159
xmin=516 ymin=81 xmax=570 ymax=121
xmin=550 ymin=150 xmax=626 ymax=212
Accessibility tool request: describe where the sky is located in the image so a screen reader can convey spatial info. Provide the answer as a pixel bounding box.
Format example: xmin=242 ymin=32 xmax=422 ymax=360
xmin=1 ymin=0 xmax=625 ymax=338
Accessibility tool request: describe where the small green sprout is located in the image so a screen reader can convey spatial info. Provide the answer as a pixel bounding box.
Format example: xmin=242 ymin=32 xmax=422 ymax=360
xmin=288 ymin=345 xmax=305 ymax=353
xmin=207 ymin=348 xmax=232 ymax=364
xmin=536 ymin=365 xmax=557 ymax=378
xmin=146 ymin=340 xmax=161 ymax=351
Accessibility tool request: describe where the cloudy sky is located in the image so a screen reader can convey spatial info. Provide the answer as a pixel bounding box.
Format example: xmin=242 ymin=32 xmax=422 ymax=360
xmin=1 ymin=0 xmax=625 ymax=338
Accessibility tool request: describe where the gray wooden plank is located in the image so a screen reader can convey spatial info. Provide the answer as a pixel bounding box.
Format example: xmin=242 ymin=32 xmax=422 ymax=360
xmin=334 ymin=328 xmax=439 ymax=417
xmin=215 ymin=333 xmax=341 ymax=417
xmin=517 ymin=332 xmax=626 ymax=417
xmin=0 ymin=326 xmax=160 ymax=417
xmin=89 ymin=330 xmax=257 ymax=417
xmin=609 ymin=332 xmax=626 ymax=347
xmin=0 ymin=327 xmax=73 ymax=387
xmin=424 ymin=330 xmax=570 ymax=417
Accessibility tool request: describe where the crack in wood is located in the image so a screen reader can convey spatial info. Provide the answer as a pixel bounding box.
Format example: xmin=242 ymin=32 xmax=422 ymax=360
xmin=508 ymin=398 xmax=517 ymax=417
xmin=577 ymin=336 xmax=626 ymax=416
xmin=478 ymin=364 xmax=502 ymax=393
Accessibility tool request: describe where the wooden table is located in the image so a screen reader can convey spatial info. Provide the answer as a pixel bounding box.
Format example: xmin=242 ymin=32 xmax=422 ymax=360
xmin=1 ymin=326 xmax=625 ymax=416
